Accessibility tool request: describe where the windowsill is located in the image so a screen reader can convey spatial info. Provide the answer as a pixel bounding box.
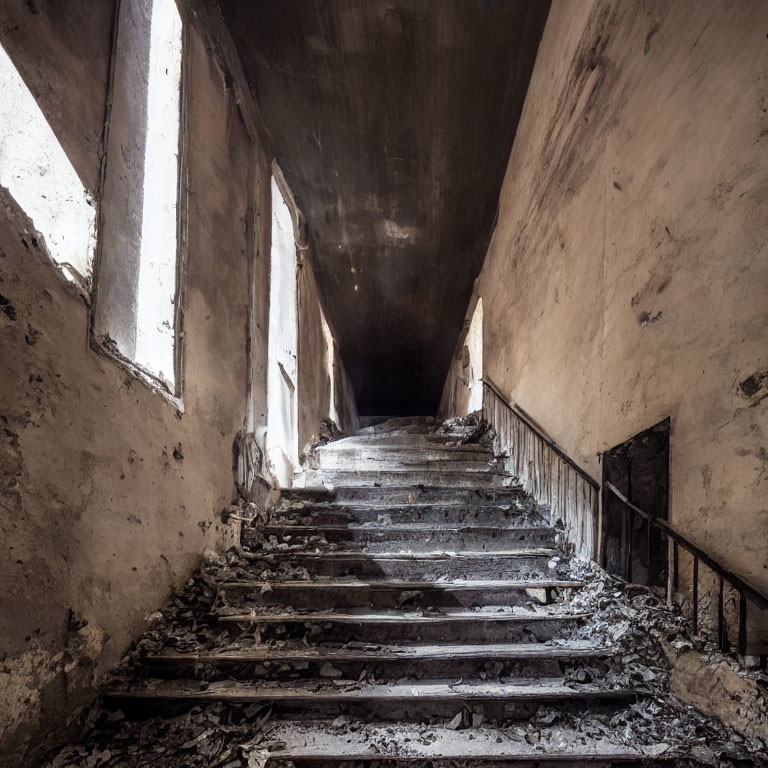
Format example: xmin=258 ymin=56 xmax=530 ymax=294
xmin=6 ymin=203 xmax=186 ymax=416
xmin=90 ymin=335 xmax=185 ymax=415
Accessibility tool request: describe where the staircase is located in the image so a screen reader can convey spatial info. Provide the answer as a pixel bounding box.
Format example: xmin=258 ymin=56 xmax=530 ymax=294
xmin=50 ymin=417 xmax=766 ymax=767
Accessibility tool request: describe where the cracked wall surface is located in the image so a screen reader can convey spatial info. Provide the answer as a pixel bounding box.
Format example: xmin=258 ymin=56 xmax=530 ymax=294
xmin=444 ymin=0 xmax=768 ymax=638
xmin=0 ymin=18 xmax=255 ymax=765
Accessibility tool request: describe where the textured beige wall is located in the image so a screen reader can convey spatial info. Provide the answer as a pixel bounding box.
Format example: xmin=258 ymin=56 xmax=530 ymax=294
xmin=0 ymin=25 xmax=255 ymax=765
xmin=450 ymin=0 xmax=768 ymax=635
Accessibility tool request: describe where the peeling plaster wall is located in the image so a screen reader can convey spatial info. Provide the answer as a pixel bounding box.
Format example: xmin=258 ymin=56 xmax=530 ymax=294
xmin=449 ymin=0 xmax=768 ymax=639
xmin=0 ymin=24 xmax=254 ymax=766
xmin=298 ymin=254 xmax=359 ymax=461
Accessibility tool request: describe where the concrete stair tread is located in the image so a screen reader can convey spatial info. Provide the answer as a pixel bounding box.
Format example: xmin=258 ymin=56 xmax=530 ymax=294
xmin=263 ymin=523 xmax=553 ymax=533
xmin=218 ymin=606 xmax=591 ymax=624
xmin=317 ymin=469 xmax=510 ymax=486
xmin=109 ymin=677 xmax=638 ymax=703
xmin=247 ymin=548 xmax=559 ymax=561
xmin=220 ymin=578 xmax=582 ymax=590
xmin=145 ymin=640 xmax=612 ymax=664
xmin=317 ymin=463 xmax=500 ymax=473
xmin=282 ymin=484 xmax=525 ymax=497
xmin=258 ymin=719 xmax=673 ymax=762
xmin=273 ymin=501 xmax=534 ymax=515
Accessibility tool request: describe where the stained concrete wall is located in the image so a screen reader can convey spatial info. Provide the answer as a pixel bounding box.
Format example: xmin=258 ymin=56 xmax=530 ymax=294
xmin=445 ymin=0 xmax=768 ymax=641
xmin=298 ymin=253 xmax=359 ymax=461
xmin=0 ymin=21 xmax=255 ymax=765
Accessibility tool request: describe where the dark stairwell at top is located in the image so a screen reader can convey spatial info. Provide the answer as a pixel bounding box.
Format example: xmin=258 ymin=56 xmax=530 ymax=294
xmin=44 ymin=417 xmax=767 ymax=767
xmin=216 ymin=0 xmax=552 ymax=416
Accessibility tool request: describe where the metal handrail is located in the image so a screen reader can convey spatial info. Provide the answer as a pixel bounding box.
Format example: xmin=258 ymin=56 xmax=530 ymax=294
xmin=605 ymin=481 xmax=768 ymax=658
xmin=481 ymin=378 xmax=599 ymax=489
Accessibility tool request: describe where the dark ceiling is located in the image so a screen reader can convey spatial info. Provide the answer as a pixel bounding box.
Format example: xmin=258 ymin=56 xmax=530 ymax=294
xmin=220 ymin=0 xmax=550 ymax=415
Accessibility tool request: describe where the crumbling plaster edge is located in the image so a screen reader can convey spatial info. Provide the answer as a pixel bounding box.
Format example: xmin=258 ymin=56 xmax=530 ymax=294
xmin=656 ymin=633 xmax=768 ymax=748
xmin=1 ymin=185 xmax=187 ymax=415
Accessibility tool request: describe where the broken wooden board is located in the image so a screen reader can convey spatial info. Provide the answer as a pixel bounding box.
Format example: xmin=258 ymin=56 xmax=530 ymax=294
xmin=217 ymin=606 xmax=591 ymax=626
xmin=108 ymin=677 xmax=638 ymax=704
xmin=144 ymin=640 xmax=613 ymax=665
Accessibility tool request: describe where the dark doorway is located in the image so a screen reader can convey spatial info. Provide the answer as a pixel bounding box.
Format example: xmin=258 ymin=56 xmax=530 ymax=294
xmin=602 ymin=418 xmax=670 ymax=586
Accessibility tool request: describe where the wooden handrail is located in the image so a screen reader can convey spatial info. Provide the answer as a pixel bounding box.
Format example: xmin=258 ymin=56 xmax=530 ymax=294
xmin=481 ymin=378 xmax=599 ymax=490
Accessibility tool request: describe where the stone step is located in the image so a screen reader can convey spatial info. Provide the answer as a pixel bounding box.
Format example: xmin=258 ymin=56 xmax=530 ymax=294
xmin=313 ymin=468 xmax=508 ymax=488
xmin=218 ymin=606 xmax=590 ymax=643
xmin=218 ymin=577 xmax=583 ymax=610
xmin=316 ymin=441 xmax=492 ymax=459
xmin=314 ymin=456 xmax=498 ymax=474
xmin=249 ymin=523 xmax=557 ymax=552
xmin=144 ymin=641 xmax=611 ymax=683
xmin=271 ymin=501 xmax=546 ymax=527
xmin=278 ymin=485 xmax=528 ymax=506
xmin=107 ymin=677 xmax=638 ymax=714
xmin=255 ymin=719 xmax=675 ymax=765
xmin=145 ymin=639 xmax=610 ymax=664
xmin=246 ymin=548 xmax=563 ymax=579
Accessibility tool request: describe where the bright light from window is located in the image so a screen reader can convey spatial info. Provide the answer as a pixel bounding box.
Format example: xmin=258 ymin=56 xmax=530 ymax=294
xmin=267 ymin=175 xmax=299 ymax=485
xmin=0 ymin=43 xmax=95 ymax=280
xmin=321 ymin=309 xmax=339 ymax=425
xmin=467 ymin=298 xmax=483 ymax=413
xmin=134 ymin=0 xmax=183 ymax=390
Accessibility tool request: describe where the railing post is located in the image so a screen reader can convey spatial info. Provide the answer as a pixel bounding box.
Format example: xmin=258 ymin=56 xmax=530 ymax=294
xmin=738 ymin=592 xmax=748 ymax=657
xmin=718 ymin=575 xmax=728 ymax=653
xmin=673 ymin=541 xmax=679 ymax=592
xmin=692 ymin=555 xmax=699 ymax=636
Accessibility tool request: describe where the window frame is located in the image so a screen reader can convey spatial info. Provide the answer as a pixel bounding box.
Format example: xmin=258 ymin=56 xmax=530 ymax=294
xmin=89 ymin=0 xmax=190 ymax=409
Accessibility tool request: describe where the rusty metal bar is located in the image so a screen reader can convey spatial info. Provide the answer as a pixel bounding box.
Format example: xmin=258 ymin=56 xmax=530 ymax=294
xmin=718 ymin=575 xmax=727 ymax=653
xmin=692 ymin=555 xmax=699 ymax=636
xmin=673 ymin=541 xmax=679 ymax=592
xmin=739 ymin=592 xmax=747 ymax=657
xmin=605 ymin=482 xmax=768 ymax=613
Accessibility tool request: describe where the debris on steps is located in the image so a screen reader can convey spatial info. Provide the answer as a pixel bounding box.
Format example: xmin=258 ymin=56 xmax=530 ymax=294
xmin=42 ymin=418 xmax=768 ymax=768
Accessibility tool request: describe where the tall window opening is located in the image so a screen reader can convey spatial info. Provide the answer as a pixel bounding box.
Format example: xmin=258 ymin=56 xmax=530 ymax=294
xmin=467 ymin=298 xmax=483 ymax=413
xmin=0 ymin=43 xmax=96 ymax=281
xmin=267 ymin=173 xmax=299 ymax=486
xmin=322 ymin=309 xmax=340 ymax=427
xmin=94 ymin=0 xmax=183 ymax=394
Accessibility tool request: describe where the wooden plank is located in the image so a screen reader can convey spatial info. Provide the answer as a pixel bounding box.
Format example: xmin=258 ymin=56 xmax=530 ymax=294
xmin=218 ymin=608 xmax=592 ymax=626
xmin=263 ymin=524 xmax=553 ymax=534
xmin=246 ymin=548 xmax=557 ymax=562
xmin=219 ymin=578 xmax=584 ymax=592
xmin=145 ymin=641 xmax=611 ymax=665
xmin=108 ymin=677 xmax=637 ymax=703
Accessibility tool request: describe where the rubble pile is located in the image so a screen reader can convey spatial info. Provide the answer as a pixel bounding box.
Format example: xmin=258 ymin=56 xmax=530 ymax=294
xmin=42 ymin=552 xmax=768 ymax=767
xmin=42 ymin=417 xmax=768 ymax=767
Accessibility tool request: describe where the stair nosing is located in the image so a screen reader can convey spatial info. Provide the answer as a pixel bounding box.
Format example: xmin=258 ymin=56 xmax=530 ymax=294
xmin=262 ymin=523 xmax=553 ymax=533
xmin=219 ymin=577 xmax=582 ymax=590
xmin=144 ymin=640 xmax=612 ymax=665
xmin=245 ymin=548 xmax=559 ymax=561
xmin=217 ymin=607 xmax=591 ymax=624
xmin=108 ymin=677 xmax=637 ymax=702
